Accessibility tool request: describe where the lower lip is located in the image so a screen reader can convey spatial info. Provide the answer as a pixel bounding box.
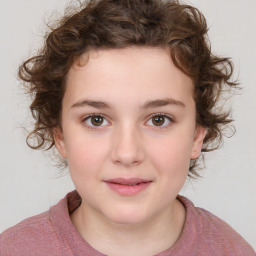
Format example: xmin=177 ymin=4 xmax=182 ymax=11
xmin=105 ymin=182 xmax=152 ymax=196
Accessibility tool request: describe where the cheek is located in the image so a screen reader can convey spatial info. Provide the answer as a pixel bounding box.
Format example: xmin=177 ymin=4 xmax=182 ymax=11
xmin=148 ymin=131 xmax=194 ymax=174
xmin=66 ymin=136 xmax=110 ymax=198
xmin=65 ymin=135 xmax=109 ymax=177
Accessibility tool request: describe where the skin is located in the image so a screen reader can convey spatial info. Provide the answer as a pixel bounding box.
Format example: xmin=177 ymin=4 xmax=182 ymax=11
xmin=54 ymin=47 xmax=206 ymax=256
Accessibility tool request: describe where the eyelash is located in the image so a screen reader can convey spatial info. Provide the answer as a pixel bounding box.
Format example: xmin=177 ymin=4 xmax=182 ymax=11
xmin=81 ymin=113 xmax=174 ymax=130
xmin=147 ymin=113 xmax=174 ymax=128
xmin=81 ymin=114 xmax=107 ymax=130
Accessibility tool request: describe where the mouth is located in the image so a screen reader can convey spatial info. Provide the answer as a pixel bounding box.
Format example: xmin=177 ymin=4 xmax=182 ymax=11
xmin=104 ymin=178 xmax=152 ymax=196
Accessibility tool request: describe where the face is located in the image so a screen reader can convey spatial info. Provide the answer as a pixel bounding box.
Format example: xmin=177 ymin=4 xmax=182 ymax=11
xmin=54 ymin=47 xmax=205 ymax=225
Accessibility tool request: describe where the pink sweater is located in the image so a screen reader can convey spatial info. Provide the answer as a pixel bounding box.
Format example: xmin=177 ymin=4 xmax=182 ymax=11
xmin=1 ymin=190 xmax=255 ymax=256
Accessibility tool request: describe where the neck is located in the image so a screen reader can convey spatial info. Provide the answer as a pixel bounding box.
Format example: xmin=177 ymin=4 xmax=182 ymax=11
xmin=71 ymin=199 xmax=186 ymax=256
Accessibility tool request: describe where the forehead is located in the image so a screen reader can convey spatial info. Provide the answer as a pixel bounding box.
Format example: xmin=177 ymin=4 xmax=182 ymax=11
xmin=64 ymin=47 xmax=194 ymax=107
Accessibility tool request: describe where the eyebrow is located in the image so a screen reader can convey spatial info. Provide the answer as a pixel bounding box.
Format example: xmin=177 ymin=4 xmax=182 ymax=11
xmin=142 ymin=98 xmax=185 ymax=108
xmin=71 ymin=97 xmax=185 ymax=109
xmin=71 ymin=100 xmax=110 ymax=109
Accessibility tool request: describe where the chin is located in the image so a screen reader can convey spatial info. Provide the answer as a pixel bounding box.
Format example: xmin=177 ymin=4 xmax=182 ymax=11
xmin=105 ymin=206 xmax=151 ymax=226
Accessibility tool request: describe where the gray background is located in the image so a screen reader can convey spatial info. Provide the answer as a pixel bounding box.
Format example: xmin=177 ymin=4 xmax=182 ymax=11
xmin=0 ymin=0 xmax=255 ymax=249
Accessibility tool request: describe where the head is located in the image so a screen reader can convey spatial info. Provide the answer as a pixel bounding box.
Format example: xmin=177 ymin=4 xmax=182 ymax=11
xmin=52 ymin=46 xmax=206 ymax=224
xmin=19 ymin=0 xmax=237 ymax=177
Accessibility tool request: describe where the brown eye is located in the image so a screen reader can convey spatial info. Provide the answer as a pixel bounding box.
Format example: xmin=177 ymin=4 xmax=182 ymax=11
xmin=152 ymin=116 xmax=165 ymax=126
xmin=83 ymin=114 xmax=109 ymax=128
xmin=91 ymin=116 xmax=104 ymax=126
xmin=146 ymin=114 xmax=172 ymax=128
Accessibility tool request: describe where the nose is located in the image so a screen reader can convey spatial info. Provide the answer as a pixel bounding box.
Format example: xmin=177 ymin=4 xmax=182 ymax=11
xmin=110 ymin=124 xmax=145 ymax=167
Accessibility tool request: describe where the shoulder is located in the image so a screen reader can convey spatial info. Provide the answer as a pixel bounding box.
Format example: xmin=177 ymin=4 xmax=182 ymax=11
xmin=0 ymin=210 xmax=59 ymax=256
xmin=178 ymin=196 xmax=256 ymax=256
xmin=0 ymin=191 xmax=80 ymax=256
xmin=196 ymin=207 xmax=255 ymax=255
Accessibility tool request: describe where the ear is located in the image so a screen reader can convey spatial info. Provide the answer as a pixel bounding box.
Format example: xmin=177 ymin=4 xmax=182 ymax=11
xmin=53 ymin=127 xmax=67 ymax=159
xmin=190 ymin=126 xmax=207 ymax=159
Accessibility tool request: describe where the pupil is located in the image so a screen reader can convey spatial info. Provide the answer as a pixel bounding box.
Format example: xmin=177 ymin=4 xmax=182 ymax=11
xmin=92 ymin=116 xmax=103 ymax=126
xmin=153 ymin=116 xmax=164 ymax=126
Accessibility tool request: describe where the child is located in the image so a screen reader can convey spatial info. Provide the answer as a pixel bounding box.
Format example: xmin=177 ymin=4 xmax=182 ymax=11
xmin=0 ymin=0 xmax=255 ymax=255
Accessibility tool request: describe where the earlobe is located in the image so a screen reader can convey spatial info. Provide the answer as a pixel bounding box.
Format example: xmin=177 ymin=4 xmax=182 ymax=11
xmin=53 ymin=127 xmax=67 ymax=158
xmin=190 ymin=126 xmax=207 ymax=159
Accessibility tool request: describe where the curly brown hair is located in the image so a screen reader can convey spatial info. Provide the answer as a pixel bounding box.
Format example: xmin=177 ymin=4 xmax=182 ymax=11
xmin=19 ymin=0 xmax=238 ymax=176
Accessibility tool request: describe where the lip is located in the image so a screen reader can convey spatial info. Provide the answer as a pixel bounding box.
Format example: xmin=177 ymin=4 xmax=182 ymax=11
xmin=104 ymin=178 xmax=152 ymax=196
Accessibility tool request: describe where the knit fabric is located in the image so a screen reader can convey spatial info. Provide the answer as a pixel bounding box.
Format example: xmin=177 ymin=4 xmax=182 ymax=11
xmin=1 ymin=190 xmax=255 ymax=256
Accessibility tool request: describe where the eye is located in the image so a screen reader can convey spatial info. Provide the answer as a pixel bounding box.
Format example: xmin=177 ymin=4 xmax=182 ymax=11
xmin=82 ymin=114 xmax=110 ymax=128
xmin=146 ymin=113 xmax=173 ymax=128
